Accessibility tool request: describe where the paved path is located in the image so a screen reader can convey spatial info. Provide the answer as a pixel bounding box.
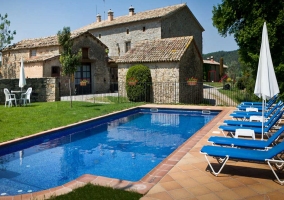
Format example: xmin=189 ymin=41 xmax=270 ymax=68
xmin=203 ymin=84 xmax=238 ymax=107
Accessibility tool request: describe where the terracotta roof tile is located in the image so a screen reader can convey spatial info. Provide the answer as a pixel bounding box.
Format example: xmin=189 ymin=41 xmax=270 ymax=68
xmin=203 ymin=59 xmax=220 ymax=65
xmin=116 ymin=36 xmax=193 ymax=63
xmin=74 ymin=4 xmax=187 ymax=32
xmin=203 ymin=60 xmax=228 ymax=68
xmin=3 ymin=4 xmax=200 ymax=52
xmin=3 ymin=31 xmax=89 ymax=51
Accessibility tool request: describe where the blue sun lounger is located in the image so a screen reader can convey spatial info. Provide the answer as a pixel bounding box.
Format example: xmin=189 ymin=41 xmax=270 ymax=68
xmin=237 ymin=95 xmax=278 ymax=110
xmin=224 ymin=105 xmax=284 ymax=127
xmin=200 ymin=140 xmax=284 ymax=185
xmin=219 ymin=110 xmax=284 ymax=137
xmin=237 ymin=104 xmax=272 ymax=112
xmin=231 ymin=101 xmax=282 ymax=120
xmin=208 ymin=126 xmax=284 ymax=150
xmin=236 ymin=98 xmax=278 ymax=111
xmin=238 ymin=94 xmax=278 ymax=106
xmin=233 ymin=101 xmax=281 ymax=114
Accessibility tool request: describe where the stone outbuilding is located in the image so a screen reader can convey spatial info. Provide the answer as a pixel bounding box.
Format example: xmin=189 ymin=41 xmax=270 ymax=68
xmin=1 ymin=31 xmax=108 ymax=95
xmin=116 ymin=36 xmax=203 ymax=104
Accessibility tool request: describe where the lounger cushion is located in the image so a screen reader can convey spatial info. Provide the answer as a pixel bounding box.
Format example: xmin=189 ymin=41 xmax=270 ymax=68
xmin=208 ymin=136 xmax=269 ymax=149
xmin=201 ymin=145 xmax=270 ymax=161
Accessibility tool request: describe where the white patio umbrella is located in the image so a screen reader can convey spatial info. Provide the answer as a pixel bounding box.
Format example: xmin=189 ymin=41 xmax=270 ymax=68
xmin=19 ymin=57 xmax=26 ymax=91
xmin=254 ymin=22 xmax=279 ymax=140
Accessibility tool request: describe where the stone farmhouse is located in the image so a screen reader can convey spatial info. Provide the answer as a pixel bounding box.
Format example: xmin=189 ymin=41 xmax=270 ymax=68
xmin=1 ymin=3 xmax=205 ymax=102
xmin=1 ymin=31 xmax=108 ymax=96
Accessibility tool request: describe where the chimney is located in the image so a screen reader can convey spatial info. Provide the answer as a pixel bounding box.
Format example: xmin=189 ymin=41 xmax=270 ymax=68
xmin=96 ymin=13 xmax=101 ymax=22
xmin=210 ymin=56 xmax=214 ymax=63
xmin=129 ymin=5 xmax=135 ymax=16
xmin=108 ymin=9 xmax=114 ymax=21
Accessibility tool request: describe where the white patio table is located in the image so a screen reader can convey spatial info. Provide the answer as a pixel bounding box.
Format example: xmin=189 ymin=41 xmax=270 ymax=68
xmin=11 ymin=90 xmax=25 ymax=106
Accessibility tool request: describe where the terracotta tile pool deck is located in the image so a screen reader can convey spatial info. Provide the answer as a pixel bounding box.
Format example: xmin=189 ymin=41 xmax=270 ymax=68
xmin=1 ymin=104 xmax=284 ymax=200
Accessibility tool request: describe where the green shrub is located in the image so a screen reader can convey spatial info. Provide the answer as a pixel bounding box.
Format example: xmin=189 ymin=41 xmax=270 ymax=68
xmin=126 ymin=64 xmax=152 ymax=102
xmin=236 ymin=77 xmax=245 ymax=90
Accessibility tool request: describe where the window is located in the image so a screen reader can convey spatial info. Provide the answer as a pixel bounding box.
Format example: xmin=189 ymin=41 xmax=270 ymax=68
xmin=82 ymin=48 xmax=89 ymax=59
xmin=126 ymin=29 xmax=129 ymax=34
xmin=143 ymin=27 xmax=146 ymax=32
xmin=30 ymin=49 xmax=37 ymax=57
xmin=75 ymin=64 xmax=91 ymax=95
xmin=125 ymin=41 xmax=131 ymax=52
xmin=51 ymin=66 xmax=60 ymax=77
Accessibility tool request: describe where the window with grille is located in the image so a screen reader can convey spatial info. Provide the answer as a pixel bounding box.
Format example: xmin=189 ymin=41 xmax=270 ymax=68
xmin=30 ymin=49 xmax=37 ymax=57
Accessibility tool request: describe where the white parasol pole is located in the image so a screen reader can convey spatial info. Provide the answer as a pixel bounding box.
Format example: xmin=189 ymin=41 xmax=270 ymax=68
xmin=261 ymin=99 xmax=265 ymax=140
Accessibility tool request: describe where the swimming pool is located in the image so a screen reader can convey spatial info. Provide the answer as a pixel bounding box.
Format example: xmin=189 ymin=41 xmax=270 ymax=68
xmin=0 ymin=108 xmax=219 ymax=196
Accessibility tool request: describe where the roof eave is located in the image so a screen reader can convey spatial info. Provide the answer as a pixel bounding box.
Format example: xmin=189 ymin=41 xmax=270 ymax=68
xmin=87 ymin=17 xmax=162 ymax=32
xmin=117 ymin=59 xmax=180 ymax=64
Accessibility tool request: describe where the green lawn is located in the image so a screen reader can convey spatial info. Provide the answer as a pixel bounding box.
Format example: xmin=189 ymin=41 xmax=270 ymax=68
xmin=49 ymin=183 xmax=143 ymax=200
xmin=0 ymin=101 xmax=144 ymax=143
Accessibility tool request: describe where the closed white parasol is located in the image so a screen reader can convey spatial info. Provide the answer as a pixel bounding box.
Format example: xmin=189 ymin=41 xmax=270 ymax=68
xmin=19 ymin=57 xmax=26 ymax=91
xmin=254 ymin=22 xmax=279 ymax=140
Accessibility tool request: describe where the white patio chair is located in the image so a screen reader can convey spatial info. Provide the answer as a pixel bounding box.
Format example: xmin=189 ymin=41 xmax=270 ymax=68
xmin=20 ymin=87 xmax=32 ymax=106
xmin=4 ymin=88 xmax=17 ymax=107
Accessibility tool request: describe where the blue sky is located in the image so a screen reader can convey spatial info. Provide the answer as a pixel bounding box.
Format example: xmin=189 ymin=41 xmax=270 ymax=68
xmin=0 ymin=0 xmax=238 ymax=54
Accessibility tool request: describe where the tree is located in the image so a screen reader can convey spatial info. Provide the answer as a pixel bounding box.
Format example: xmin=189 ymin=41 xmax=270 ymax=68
xmin=226 ymin=61 xmax=240 ymax=82
xmin=57 ymin=27 xmax=82 ymax=108
xmin=212 ymin=0 xmax=284 ymax=97
xmin=0 ymin=13 xmax=16 ymax=54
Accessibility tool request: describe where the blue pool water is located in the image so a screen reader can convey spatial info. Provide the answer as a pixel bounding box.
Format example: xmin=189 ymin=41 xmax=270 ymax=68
xmin=0 ymin=108 xmax=219 ymax=195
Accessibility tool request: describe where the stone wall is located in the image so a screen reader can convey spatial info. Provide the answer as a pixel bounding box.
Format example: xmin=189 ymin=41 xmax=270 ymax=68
xmin=0 ymin=78 xmax=60 ymax=104
xmin=89 ymin=20 xmax=161 ymax=57
xmin=161 ymin=7 xmax=203 ymax=54
xmin=72 ymin=33 xmax=109 ymax=95
xmin=1 ymin=49 xmax=25 ymax=79
xmin=89 ymin=7 xmax=203 ymax=58
xmin=43 ymin=58 xmax=61 ymax=77
xmin=179 ymin=43 xmax=203 ymax=104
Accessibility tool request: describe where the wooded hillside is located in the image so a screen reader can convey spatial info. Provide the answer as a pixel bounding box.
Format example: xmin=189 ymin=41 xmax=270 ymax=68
xmin=203 ymin=50 xmax=239 ymax=66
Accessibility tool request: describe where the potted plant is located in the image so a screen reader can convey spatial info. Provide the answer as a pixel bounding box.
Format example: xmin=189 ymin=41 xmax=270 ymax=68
xmin=80 ymin=79 xmax=89 ymax=86
xmin=186 ymin=77 xmax=198 ymax=85
xmin=128 ymin=77 xmax=138 ymax=86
